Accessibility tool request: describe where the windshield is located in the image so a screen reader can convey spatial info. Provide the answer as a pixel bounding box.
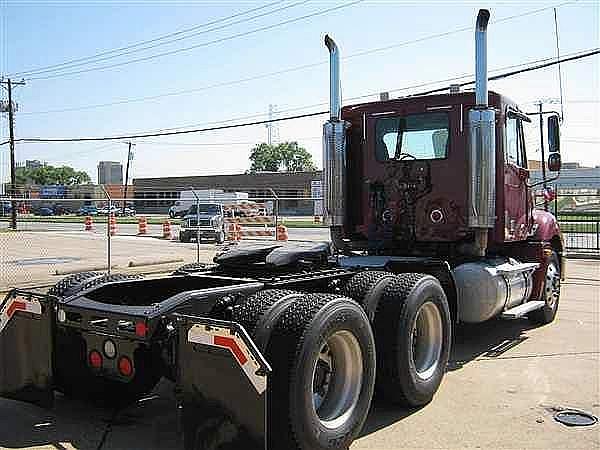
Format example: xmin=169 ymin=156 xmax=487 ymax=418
xmin=188 ymin=204 xmax=220 ymax=215
xmin=375 ymin=112 xmax=449 ymax=161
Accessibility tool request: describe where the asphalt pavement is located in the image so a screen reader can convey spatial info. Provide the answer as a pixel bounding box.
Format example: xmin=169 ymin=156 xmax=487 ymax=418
xmin=0 ymin=259 xmax=597 ymax=450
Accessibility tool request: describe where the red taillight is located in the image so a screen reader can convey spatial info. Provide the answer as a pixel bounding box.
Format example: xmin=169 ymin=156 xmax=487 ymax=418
xmin=118 ymin=356 xmax=133 ymax=377
xmin=135 ymin=322 xmax=148 ymax=337
xmin=89 ymin=350 xmax=103 ymax=369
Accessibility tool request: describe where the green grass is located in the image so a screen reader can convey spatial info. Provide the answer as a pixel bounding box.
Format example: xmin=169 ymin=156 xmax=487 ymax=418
xmin=0 ymin=215 xmax=168 ymax=225
xmin=281 ymin=220 xmax=327 ymax=228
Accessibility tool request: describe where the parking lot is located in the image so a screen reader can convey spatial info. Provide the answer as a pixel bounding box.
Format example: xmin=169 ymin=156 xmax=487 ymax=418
xmin=0 ymin=252 xmax=597 ymax=450
xmin=0 ymin=225 xmax=328 ymax=292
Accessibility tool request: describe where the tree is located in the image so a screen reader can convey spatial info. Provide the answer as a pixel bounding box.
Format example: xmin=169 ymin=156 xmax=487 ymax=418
xmin=15 ymin=164 xmax=91 ymax=186
xmin=249 ymin=141 xmax=316 ymax=173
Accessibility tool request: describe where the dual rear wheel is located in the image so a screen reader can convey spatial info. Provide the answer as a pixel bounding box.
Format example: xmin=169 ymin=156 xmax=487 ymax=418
xmin=234 ymin=273 xmax=451 ymax=450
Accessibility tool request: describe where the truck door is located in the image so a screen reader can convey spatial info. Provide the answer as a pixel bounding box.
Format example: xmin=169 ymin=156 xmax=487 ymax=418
xmin=0 ymin=290 xmax=54 ymax=407
xmin=503 ymin=113 xmax=530 ymax=241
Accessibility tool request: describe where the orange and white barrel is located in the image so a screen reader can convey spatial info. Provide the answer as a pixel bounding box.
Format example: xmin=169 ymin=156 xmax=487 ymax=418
xmin=276 ymin=224 xmax=288 ymax=241
xmin=138 ymin=216 xmax=148 ymax=235
xmin=84 ymin=215 xmax=93 ymax=232
xmin=109 ymin=214 xmax=118 ymax=236
xmin=162 ymin=220 xmax=172 ymax=239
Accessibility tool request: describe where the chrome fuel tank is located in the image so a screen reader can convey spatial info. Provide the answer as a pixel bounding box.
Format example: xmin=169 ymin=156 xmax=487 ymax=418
xmin=453 ymin=258 xmax=538 ymax=323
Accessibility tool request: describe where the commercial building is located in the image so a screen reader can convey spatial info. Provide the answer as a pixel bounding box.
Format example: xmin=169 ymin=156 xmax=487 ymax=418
xmin=529 ymin=162 xmax=600 ymax=191
xmin=133 ymin=171 xmax=322 ymax=214
xmin=98 ymin=161 xmax=123 ymax=185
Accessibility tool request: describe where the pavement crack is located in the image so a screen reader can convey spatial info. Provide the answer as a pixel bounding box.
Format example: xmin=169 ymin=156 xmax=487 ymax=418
xmin=96 ymin=408 xmax=120 ymax=450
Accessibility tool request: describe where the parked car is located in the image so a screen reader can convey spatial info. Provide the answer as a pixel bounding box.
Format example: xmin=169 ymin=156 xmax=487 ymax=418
xmin=0 ymin=201 xmax=11 ymax=216
xmin=52 ymin=204 xmax=72 ymax=215
xmin=34 ymin=207 xmax=54 ymax=216
xmin=77 ymin=205 xmax=98 ymax=216
xmin=116 ymin=206 xmax=136 ymax=216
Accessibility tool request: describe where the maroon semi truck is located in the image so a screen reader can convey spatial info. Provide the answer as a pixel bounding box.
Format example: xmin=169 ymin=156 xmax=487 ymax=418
xmin=0 ymin=9 xmax=563 ymax=450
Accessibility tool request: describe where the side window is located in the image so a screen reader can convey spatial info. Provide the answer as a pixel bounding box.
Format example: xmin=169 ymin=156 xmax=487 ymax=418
xmin=505 ymin=117 xmax=519 ymax=166
xmin=518 ymin=120 xmax=528 ymax=169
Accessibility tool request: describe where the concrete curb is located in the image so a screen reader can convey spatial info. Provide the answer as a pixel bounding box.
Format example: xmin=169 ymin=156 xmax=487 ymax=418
xmin=128 ymin=258 xmax=184 ymax=268
xmin=55 ymin=265 xmax=119 ymax=275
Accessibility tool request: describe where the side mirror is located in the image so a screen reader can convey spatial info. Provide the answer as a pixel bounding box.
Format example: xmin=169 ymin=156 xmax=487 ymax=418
xmin=548 ymin=152 xmax=561 ymax=172
xmin=548 ymin=115 xmax=560 ymax=154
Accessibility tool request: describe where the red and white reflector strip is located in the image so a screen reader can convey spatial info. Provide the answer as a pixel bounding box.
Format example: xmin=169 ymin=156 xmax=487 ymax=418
xmin=188 ymin=324 xmax=266 ymax=394
xmin=0 ymin=295 xmax=42 ymax=334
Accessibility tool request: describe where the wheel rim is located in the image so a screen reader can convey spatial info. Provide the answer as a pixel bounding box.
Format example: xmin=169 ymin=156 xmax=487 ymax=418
xmin=311 ymin=330 xmax=363 ymax=429
xmin=545 ymin=260 xmax=560 ymax=309
xmin=411 ymin=301 xmax=443 ymax=381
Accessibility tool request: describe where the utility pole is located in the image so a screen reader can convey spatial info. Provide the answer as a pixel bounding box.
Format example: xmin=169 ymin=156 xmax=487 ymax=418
xmin=122 ymin=141 xmax=135 ymax=214
xmin=265 ymin=104 xmax=279 ymax=145
xmin=1 ymin=78 xmax=25 ymax=230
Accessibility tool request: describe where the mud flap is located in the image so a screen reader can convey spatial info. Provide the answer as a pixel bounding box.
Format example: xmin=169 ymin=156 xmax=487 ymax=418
xmin=0 ymin=290 xmax=54 ymax=408
xmin=175 ymin=315 xmax=270 ymax=450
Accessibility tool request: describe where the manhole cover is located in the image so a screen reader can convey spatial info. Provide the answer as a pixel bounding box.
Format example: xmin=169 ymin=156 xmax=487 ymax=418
xmin=554 ymin=410 xmax=598 ymax=427
xmin=11 ymin=257 xmax=81 ymax=266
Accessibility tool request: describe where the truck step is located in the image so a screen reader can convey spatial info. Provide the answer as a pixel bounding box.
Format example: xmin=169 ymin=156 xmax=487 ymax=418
xmin=501 ymin=301 xmax=545 ymax=319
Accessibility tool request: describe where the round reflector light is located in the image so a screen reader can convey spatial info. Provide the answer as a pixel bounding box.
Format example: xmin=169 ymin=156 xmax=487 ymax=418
xmin=103 ymin=340 xmax=116 ymax=359
xmin=89 ymin=350 xmax=103 ymax=369
xmin=118 ymin=356 xmax=133 ymax=377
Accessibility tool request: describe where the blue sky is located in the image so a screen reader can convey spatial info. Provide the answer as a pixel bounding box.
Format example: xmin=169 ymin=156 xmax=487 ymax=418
xmin=0 ymin=0 xmax=598 ymax=184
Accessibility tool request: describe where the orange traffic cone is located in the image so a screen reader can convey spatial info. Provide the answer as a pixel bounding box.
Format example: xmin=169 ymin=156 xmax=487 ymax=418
xmin=84 ymin=215 xmax=93 ymax=232
xmin=227 ymin=222 xmax=236 ymax=241
xmin=109 ymin=213 xmax=117 ymax=236
xmin=138 ymin=216 xmax=148 ymax=235
xmin=276 ymin=224 xmax=288 ymax=241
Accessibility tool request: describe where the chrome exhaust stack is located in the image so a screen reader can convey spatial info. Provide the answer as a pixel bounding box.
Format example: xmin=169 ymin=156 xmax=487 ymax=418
xmin=467 ymin=9 xmax=496 ymax=256
xmin=323 ymin=35 xmax=347 ymax=229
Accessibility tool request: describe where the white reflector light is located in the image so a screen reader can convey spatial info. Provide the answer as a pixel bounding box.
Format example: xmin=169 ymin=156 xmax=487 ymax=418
xmin=103 ymin=340 xmax=117 ymax=359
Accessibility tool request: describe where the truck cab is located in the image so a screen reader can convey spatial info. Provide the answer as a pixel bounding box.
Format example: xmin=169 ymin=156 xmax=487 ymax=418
xmin=337 ymin=91 xmax=561 ymax=257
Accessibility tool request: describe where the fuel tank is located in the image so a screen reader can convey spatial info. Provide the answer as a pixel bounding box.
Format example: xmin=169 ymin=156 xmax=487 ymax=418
xmin=453 ymin=258 xmax=538 ymax=323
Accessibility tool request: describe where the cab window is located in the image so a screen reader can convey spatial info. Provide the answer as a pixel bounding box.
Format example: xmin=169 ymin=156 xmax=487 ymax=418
xmin=375 ymin=112 xmax=449 ymax=161
xmin=506 ymin=117 xmax=528 ymax=168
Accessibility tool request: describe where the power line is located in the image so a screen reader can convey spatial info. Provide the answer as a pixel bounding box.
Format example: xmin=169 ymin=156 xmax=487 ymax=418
xmin=113 ymin=50 xmax=587 ymax=135
xmin=9 ymin=1 xmax=306 ymax=78
xmin=410 ymin=48 xmax=599 ymax=97
xmin=20 ymin=1 xmax=577 ymax=115
xmin=5 ymin=46 xmax=598 ymax=145
xmin=11 ymin=111 xmax=329 ymax=143
xmin=23 ymin=1 xmax=363 ymax=81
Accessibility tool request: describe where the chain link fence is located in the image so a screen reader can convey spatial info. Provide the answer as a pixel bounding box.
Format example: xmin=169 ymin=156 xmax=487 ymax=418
xmin=0 ymin=193 xmax=327 ymax=293
xmin=1 ymin=188 xmax=597 ymax=293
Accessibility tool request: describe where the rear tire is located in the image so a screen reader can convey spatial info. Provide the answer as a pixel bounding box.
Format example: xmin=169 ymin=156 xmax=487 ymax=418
xmin=74 ymin=273 xmax=142 ymax=294
xmin=529 ymin=251 xmax=561 ymax=325
xmin=374 ymin=273 xmax=451 ymax=407
xmin=343 ymin=270 xmax=397 ymax=321
xmin=266 ymin=294 xmax=376 ymax=450
xmin=47 ymin=271 xmax=102 ymax=298
xmin=173 ymin=262 xmax=207 ymax=275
